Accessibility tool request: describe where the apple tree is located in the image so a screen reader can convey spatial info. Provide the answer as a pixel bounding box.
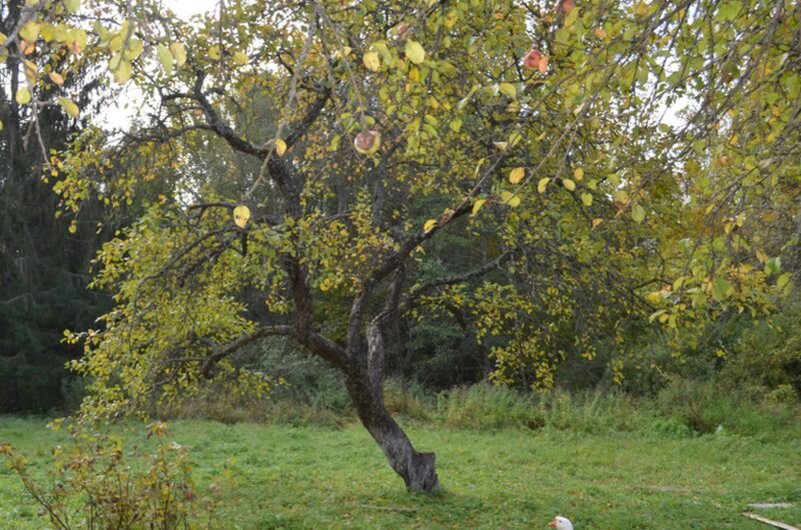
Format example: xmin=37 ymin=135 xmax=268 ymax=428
xmin=19 ymin=0 xmax=800 ymax=491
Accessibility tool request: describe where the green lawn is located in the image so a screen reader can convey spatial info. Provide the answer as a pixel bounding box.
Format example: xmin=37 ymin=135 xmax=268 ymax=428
xmin=1 ymin=416 xmax=800 ymax=529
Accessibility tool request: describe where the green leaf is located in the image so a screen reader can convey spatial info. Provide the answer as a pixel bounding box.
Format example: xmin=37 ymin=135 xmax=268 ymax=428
xmin=363 ymin=51 xmax=380 ymax=71
xmin=371 ymin=41 xmax=392 ymax=63
xmin=711 ymin=277 xmax=732 ymax=302
xmin=233 ymin=205 xmax=251 ymax=228
xmin=499 ymin=82 xmax=516 ymax=98
xmin=64 ymin=0 xmax=81 ymax=13
xmin=580 ymin=193 xmax=592 ymax=206
xmin=157 ymin=44 xmax=173 ymax=76
xmin=19 ymin=22 xmax=40 ymax=43
xmin=564 ymin=6 xmax=580 ymax=27
xmin=58 ymin=97 xmax=79 ymax=118
xmin=562 ymin=178 xmax=576 ymax=192
xmin=500 ymin=191 xmax=521 ymax=207
xmin=405 ymin=40 xmax=425 ymax=65
xmin=765 ymin=257 xmax=782 ymax=275
xmin=776 ymin=272 xmax=792 ymax=290
xmin=631 ymin=204 xmax=646 ymax=223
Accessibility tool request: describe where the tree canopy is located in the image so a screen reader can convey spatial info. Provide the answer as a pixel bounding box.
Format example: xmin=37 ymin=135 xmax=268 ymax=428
xmin=4 ymin=0 xmax=799 ymax=490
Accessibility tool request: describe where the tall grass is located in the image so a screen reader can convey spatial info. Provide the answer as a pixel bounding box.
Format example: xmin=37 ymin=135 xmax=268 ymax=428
xmin=157 ymin=376 xmax=800 ymax=440
xmin=433 ymin=380 xmax=799 ymax=438
xmin=434 ymin=384 xmax=651 ymax=433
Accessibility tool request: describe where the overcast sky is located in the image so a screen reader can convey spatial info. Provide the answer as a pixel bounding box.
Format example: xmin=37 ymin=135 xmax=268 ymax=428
xmin=166 ymin=0 xmax=217 ymax=20
xmin=101 ymin=0 xmax=217 ymax=130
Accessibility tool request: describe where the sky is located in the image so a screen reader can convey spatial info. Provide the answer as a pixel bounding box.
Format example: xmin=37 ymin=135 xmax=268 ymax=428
xmin=101 ymin=0 xmax=218 ymax=130
xmin=166 ymin=0 xmax=217 ymax=20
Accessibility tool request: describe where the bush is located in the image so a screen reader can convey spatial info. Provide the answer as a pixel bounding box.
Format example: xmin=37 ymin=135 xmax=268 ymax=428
xmin=722 ymin=305 xmax=801 ymax=396
xmin=655 ymin=377 xmax=800 ymax=437
xmin=1 ymin=420 xmax=226 ymax=529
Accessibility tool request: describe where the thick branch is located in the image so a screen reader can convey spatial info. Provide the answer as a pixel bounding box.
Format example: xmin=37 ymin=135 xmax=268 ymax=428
xmin=200 ymin=325 xmax=293 ymax=378
xmin=398 ymin=249 xmax=515 ymax=314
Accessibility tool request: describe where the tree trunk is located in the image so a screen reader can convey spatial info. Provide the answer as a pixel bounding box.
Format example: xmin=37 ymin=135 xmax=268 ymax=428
xmin=345 ymin=370 xmax=440 ymax=493
xmin=343 ymin=322 xmax=440 ymax=493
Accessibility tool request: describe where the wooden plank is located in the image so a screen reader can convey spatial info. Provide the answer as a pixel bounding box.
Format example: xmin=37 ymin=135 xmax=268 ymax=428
xmin=742 ymin=512 xmax=801 ymax=530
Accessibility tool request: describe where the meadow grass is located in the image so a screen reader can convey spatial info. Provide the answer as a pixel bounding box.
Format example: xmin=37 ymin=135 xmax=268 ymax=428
xmin=1 ymin=415 xmax=800 ymax=529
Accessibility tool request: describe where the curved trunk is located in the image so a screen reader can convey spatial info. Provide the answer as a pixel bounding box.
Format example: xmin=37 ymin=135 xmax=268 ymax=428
xmin=344 ymin=370 xmax=439 ymax=493
xmin=343 ymin=322 xmax=439 ymax=493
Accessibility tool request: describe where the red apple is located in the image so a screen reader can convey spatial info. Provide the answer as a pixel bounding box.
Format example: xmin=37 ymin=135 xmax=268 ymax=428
xmin=523 ymin=49 xmax=548 ymax=73
xmin=556 ymin=0 xmax=575 ymax=15
xmin=523 ymin=49 xmax=543 ymax=70
xmin=354 ymin=130 xmax=381 ymax=155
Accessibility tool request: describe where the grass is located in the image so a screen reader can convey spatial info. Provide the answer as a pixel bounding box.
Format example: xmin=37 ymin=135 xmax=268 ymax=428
xmin=2 ymin=415 xmax=800 ymax=529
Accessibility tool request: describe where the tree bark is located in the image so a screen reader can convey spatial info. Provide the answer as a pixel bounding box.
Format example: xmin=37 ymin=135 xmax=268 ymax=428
xmin=344 ymin=371 xmax=440 ymax=493
xmin=343 ymin=323 xmax=440 ymax=493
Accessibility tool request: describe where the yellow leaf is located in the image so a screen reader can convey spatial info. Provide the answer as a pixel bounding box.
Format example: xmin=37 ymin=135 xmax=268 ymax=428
xmin=64 ymin=0 xmax=80 ymax=13
xmin=23 ymin=60 xmax=36 ymax=84
xmin=233 ymin=51 xmax=248 ymax=66
xmin=233 ymin=205 xmax=251 ymax=229
xmin=157 ymin=44 xmax=173 ymax=75
xmin=19 ymin=22 xmax=40 ymax=43
xmin=109 ymin=52 xmax=132 ymax=83
xmin=573 ymin=167 xmax=584 ymax=180
xmin=499 ymin=82 xmax=516 ymax=98
xmin=58 ymin=97 xmax=79 ymax=118
xmin=631 ymin=203 xmax=646 ymax=223
xmin=49 ymin=72 xmax=64 ymax=86
xmin=580 ymin=193 xmax=592 ymax=206
xmin=537 ymin=177 xmax=550 ymax=193
xmin=493 ymin=141 xmax=508 ymax=151
xmin=471 ymin=198 xmax=486 ymax=216
xmin=363 ymin=51 xmax=380 ymax=71
xmin=405 ymin=40 xmax=425 ymax=64
xmin=15 ymin=87 xmax=31 ymax=105
xmin=508 ymin=167 xmax=525 ymax=184
xmin=500 ymin=191 xmax=521 ymax=207
xmin=592 ymin=218 xmax=603 ymax=229
xmin=538 ymin=55 xmax=549 ymax=73
xmin=209 ymin=45 xmax=220 ymax=60
xmin=423 ymin=218 xmax=437 ymax=233
xmin=562 ymin=178 xmax=576 ymax=191
xmin=170 ymin=42 xmax=187 ymax=66
xmin=275 ymin=138 xmax=287 ymax=156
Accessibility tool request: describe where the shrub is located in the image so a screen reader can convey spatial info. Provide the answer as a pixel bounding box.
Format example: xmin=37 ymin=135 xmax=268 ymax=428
xmin=1 ymin=420 xmax=225 ymax=529
xmin=722 ymin=305 xmax=801 ymax=395
xmin=655 ymin=377 xmax=800 ymax=437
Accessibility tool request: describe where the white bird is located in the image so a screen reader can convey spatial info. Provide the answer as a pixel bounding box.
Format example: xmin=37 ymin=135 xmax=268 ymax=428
xmin=548 ymin=515 xmax=574 ymax=530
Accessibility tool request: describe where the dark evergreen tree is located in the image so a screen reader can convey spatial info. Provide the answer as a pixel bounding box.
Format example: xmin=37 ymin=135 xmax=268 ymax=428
xmin=0 ymin=0 xmax=110 ymax=411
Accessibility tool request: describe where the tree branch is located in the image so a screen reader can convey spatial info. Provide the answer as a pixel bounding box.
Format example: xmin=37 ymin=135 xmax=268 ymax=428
xmin=200 ymin=325 xmax=293 ymax=378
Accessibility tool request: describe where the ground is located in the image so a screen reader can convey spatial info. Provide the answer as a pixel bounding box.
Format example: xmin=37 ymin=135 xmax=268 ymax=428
xmin=1 ymin=417 xmax=799 ymax=528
